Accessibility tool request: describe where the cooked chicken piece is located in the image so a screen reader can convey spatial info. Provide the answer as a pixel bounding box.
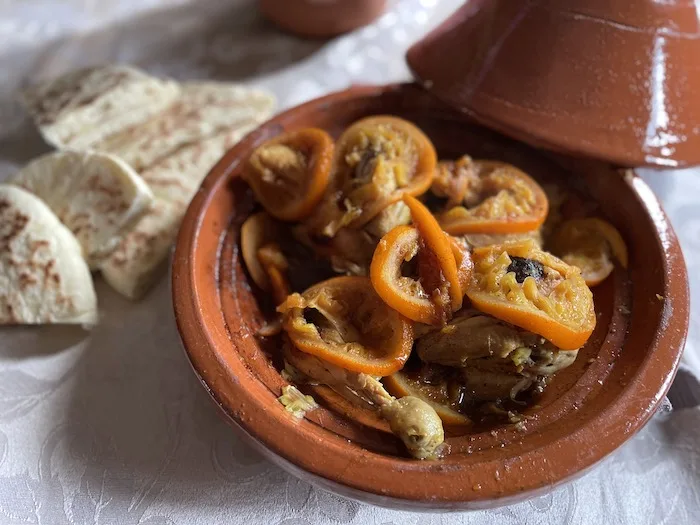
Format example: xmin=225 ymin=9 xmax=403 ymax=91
xmin=528 ymin=349 xmax=578 ymax=375
xmin=364 ymin=201 xmax=411 ymax=239
xmin=460 ymin=346 xmax=579 ymax=402
xmin=381 ymin=396 xmax=444 ymax=459
xmin=293 ymin=201 xmax=411 ymax=276
xmin=327 ymin=228 xmax=376 ymax=275
xmin=416 ymin=312 xmax=579 ymax=402
xmin=460 ymin=361 xmax=532 ymax=401
xmin=431 ymin=155 xmax=478 ymax=208
xmin=416 ymin=315 xmax=528 ymax=366
xmin=285 ymin=346 xmax=444 ymax=459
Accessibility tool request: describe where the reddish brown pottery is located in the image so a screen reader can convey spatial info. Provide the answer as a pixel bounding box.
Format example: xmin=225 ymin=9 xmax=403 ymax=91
xmin=259 ymin=0 xmax=387 ymax=38
xmin=407 ymin=0 xmax=700 ymax=168
xmin=172 ymin=83 xmax=689 ymax=510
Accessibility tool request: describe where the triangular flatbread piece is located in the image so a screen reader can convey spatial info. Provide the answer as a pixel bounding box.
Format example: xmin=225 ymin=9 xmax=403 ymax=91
xmin=140 ymin=125 xmax=256 ymax=207
xmin=12 ymin=150 xmax=154 ymax=269
xmin=95 ymin=81 xmax=275 ymax=171
xmin=0 ymin=185 xmax=97 ymax=325
xmin=99 ymin=197 xmax=183 ymax=300
xmin=22 ymin=65 xmax=180 ymax=149
xmin=100 ymin=119 xmax=271 ymax=300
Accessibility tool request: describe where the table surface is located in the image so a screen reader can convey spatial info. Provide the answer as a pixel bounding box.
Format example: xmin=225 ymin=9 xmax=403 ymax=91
xmin=0 ymin=1 xmax=699 ymax=524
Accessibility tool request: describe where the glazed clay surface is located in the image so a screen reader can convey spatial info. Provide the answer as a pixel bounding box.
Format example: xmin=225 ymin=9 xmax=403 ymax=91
xmin=172 ymin=83 xmax=689 ymax=509
xmin=407 ymin=0 xmax=700 ymax=168
xmin=259 ymin=0 xmax=387 ymax=38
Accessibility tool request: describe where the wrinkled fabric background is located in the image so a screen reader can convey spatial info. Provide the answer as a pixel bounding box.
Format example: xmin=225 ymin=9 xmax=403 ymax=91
xmin=0 ymin=1 xmax=699 ymax=524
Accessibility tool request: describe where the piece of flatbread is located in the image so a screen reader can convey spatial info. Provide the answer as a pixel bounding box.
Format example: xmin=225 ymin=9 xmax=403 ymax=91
xmin=140 ymin=125 xmax=257 ymax=207
xmin=99 ymin=197 xmax=184 ymax=300
xmin=21 ymin=65 xmax=180 ymax=149
xmin=12 ymin=151 xmax=154 ymax=269
xmin=98 ymin=83 xmax=275 ymax=300
xmin=99 ymin=126 xmax=257 ymax=300
xmin=95 ymin=82 xmax=275 ymax=171
xmin=0 ymin=185 xmax=97 ymax=325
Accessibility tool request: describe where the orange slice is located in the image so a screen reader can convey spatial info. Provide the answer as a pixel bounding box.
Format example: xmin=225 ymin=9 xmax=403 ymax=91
xmin=278 ymin=276 xmax=413 ymax=375
xmin=243 ymin=128 xmax=334 ymax=221
xmin=307 ymin=116 xmax=436 ymax=236
xmin=403 ymin=194 xmax=463 ymax=311
xmin=438 ymin=161 xmax=548 ymax=235
xmin=466 ymin=240 xmax=595 ymax=350
xmin=383 ymin=370 xmax=471 ymax=428
xmin=550 ymin=218 xmax=628 ymax=286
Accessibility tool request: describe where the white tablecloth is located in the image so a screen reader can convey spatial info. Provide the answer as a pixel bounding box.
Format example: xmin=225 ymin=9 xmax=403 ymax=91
xmin=0 ymin=1 xmax=698 ymax=524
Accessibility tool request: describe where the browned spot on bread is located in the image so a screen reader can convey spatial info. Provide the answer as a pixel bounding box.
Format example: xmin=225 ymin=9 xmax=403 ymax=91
xmin=4 ymin=303 xmax=18 ymax=324
xmin=0 ymin=207 xmax=30 ymax=250
xmin=95 ymin=199 xmax=129 ymax=215
xmin=87 ymin=175 xmax=123 ymax=199
xmin=42 ymin=259 xmax=57 ymax=285
xmin=31 ymin=239 xmax=50 ymax=249
xmin=27 ymin=68 xmax=130 ymax=126
xmin=18 ymin=272 xmax=38 ymax=289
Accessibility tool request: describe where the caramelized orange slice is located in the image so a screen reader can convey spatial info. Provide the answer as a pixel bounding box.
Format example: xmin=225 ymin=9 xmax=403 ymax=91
xmin=243 ymin=128 xmax=334 ymax=221
xmin=278 ymin=276 xmax=413 ymax=375
xmin=449 ymin=236 xmax=473 ymax=293
xmin=308 ymin=116 xmax=436 ymax=236
xmin=550 ymin=218 xmax=628 ymax=286
xmin=437 ymin=160 xmax=548 ymax=235
xmin=403 ymin=195 xmax=463 ymax=311
xmin=241 ymin=212 xmax=279 ymax=289
xmin=466 ymin=240 xmax=595 ymax=350
xmin=383 ymin=369 xmax=472 ymax=428
xmin=370 ymin=226 xmax=450 ymax=325
xmin=257 ymin=243 xmax=291 ymax=305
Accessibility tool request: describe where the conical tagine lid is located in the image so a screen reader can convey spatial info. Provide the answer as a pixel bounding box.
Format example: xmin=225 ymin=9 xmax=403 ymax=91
xmin=407 ymin=0 xmax=700 ymax=168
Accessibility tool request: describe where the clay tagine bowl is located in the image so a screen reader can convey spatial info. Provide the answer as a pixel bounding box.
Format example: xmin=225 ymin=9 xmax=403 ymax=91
xmin=407 ymin=0 xmax=700 ymax=168
xmin=172 ymin=83 xmax=689 ymax=510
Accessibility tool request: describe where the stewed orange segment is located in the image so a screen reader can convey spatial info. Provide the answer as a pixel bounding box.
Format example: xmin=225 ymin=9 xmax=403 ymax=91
xmin=307 ymin=116 xmax=436 ymax=236
xmin=370 ymin=226 xmax=440 ymax=325
xmin=243 ymin=128 xmax=334 ymax=221
xmin=371 ymin=224 xmax=463 ymax=326
xmin=383 ymin=368 xmax=472 ymax=428
xmin=462 ymin=229 xmax=543 ymax=249
xmin=437 ymin=160 xmax=548 ymax=235
xmin=550 ymin=218 xmax=628 ymax=286
xmin=257 ymin=243 xmax=291 ymax=305
xmin=403 ymin=195 xmax=463 ymax=311
xmin=466 ymin=239 xmax=595 ymax=350
xmin=241 ymin=212 xmax=280 ymax=290
xmin=278 ymin=276 xmax=413 ymax=375
xmin=449 ymin=236 xmax=473 ymax=293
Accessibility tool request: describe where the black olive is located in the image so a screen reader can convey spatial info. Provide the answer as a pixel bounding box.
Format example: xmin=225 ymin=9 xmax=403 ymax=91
xmin=507 ymin=256 xmax=544 ymax=283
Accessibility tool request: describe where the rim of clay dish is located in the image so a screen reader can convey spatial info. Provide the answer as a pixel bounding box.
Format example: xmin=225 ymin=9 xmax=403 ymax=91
xmin=172 ymin=84 xmax=689 ymax=508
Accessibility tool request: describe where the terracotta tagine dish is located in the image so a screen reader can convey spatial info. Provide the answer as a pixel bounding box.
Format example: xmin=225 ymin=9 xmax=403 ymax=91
xmin=172 ymin=1 xmax=690 ymax=511
xmin=259 ymin=0 xmax=387 ymax=39
xmin=408 ymin=0 xmax=700 ymax=168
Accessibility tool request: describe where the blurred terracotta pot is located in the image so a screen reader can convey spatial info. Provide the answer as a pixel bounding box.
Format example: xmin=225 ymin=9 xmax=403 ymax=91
xmin=407 ymin=0 xmax=700 ymax=168
xmin=259 ymin=0 xmax=387 ymax=38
